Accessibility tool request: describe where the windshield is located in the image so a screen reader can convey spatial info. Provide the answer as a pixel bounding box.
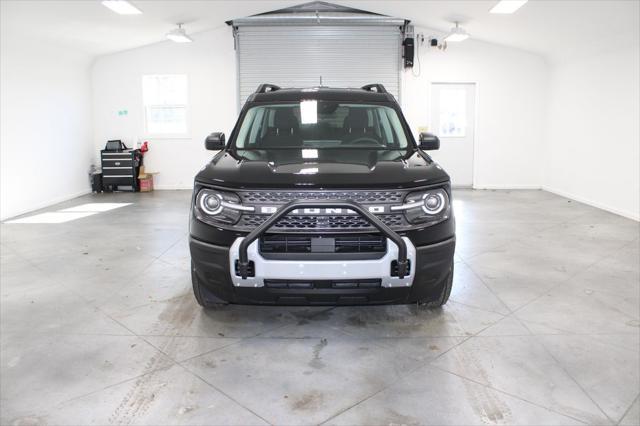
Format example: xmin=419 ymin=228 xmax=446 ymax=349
xmin=234 ymin=102 xmax=410 ymax=150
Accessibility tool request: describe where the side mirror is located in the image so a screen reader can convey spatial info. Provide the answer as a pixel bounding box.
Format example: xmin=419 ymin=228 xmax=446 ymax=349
xmin=419 ymin=132 xmax=440 ymax=150
xmin=205 ymin=132 xmax=225 ymax=150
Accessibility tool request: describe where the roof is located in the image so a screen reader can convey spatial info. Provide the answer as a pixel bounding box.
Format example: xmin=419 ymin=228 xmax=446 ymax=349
xmin=254 ymin=1 xmax=382 ymax=17
xmin=226 ymin=1 xmax=407 ymax=27
xmin=247 ymin=87 xmax=397 ymax=103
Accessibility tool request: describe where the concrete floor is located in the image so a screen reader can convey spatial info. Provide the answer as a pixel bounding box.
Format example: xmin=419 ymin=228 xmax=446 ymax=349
xmin=1 ymin=189 xmax=638 ymax=426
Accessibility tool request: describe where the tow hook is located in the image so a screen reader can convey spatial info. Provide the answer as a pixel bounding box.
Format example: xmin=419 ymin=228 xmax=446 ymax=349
xmin=237 ymin=260 xmax=250 ymax=279
xmin=396 ymin=259 xmax=408 ymax=279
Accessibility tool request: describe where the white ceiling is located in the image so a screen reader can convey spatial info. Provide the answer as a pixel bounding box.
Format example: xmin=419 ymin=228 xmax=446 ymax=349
xmin=1 ymin=0 xmax=638 ymax=62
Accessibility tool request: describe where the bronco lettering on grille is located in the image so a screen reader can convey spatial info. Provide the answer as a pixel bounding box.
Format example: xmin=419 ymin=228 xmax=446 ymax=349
xmin=258 ymin=206 xmax=386 ymax=215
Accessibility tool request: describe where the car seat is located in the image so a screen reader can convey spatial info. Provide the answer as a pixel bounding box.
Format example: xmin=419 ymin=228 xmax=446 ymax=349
xmin=261 ymin=109 xmax=301 ymax=148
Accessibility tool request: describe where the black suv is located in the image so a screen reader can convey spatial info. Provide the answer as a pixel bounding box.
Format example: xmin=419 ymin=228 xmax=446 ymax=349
xmin=189 ymin=84 xmax=455 ymax=307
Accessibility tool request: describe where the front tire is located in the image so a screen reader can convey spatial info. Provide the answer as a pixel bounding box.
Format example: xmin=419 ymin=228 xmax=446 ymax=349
xmin=191 ymin=261 xmax=228 ymax=308
xmin=419 ymin=262 xmax=454 ymax=308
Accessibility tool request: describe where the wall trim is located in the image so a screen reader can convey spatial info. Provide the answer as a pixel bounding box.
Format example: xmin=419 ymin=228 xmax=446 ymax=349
xmin=543 ymin=186 xmax=640 ymax=222
xmin=1 ymin=188 xmax=92 ymax=222
xmin=154 ymin=184 xmax=193 ymax=190
xmin=5 ymin=186 xmax=636 ymax=222
xmin=472 ymin=184 xmax=542 ymax=190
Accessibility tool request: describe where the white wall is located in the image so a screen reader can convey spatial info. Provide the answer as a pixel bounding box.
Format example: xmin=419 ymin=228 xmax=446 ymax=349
xmin=91 ymin=26 xmax=237 ymax=189
xmin=0 ymin=35 xmax=93 ymax=220
xmin=3 ymin=17 xmax=636 ymax=222
xmin=93 ymin=25 xmax=548 ymax=191
xmin=401 ymin=31 xmax=549 ymax=189
xmin=544 ymin=47 xmax=640 ymax=220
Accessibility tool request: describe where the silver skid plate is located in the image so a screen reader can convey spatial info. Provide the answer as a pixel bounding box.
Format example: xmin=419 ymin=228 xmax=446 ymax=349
xmin=229 ymin=237 xmax=416 ymax=288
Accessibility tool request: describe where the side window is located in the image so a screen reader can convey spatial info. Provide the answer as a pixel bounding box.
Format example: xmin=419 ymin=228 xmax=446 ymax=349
xmin=377 ymin=109 xmax=395 ymax=146
xmin=370 ymin=109 xmax=382 ymax=139
xmin=438 ymin=88 xmax=467 ymax=137
xmin=267 ymin=108 xmax=275 ymax=127
xmin=384 ymin=108 xmax=408 ymax=148
xmin=247 ymin=108 xmax=265 ymax=146
xmin=235 ymin=108 xmax=258 ymax=147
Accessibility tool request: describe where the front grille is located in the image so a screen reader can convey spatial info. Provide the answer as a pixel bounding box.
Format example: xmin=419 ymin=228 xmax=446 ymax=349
xmin=238 ymin=190 xmax=404 ymax=204
xmin=240 ymin=214 xmax=405 ymax=231
xmin=234 ymin=189 xmax=410 ymax=232
xmin=260 ymin=236 xmax=312 ymax=253
xmin=264 ymin=279 xmax=382 ymax=289
xmin=260 ymin=234 xmax=386 ymax=254
xmin=335 ymin=235 xmax=386 ymax=253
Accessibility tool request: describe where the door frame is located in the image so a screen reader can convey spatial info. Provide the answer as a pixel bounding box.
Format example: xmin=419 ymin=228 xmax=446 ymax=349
xmin=428 ymin=80 xmax=480 ymax=189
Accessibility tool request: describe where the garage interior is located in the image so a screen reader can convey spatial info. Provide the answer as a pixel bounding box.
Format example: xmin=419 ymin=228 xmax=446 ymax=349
xmin=1 ymin=1 xmax=639 ymax=425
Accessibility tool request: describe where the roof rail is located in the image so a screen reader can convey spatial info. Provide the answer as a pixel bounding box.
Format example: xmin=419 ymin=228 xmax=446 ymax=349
xmin=361 ymin=84 xmax=388 ymax=94
xmin=255 ymin=84 xmax=281 ymax=94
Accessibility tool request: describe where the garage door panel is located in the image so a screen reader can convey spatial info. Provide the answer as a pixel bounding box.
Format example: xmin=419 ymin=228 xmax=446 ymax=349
xmin=236 ymin=25 xmax=401 ymax=106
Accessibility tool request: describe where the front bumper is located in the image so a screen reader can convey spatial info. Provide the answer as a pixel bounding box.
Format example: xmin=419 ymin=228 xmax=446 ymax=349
xmin=229 ymin=236 xmax=417 ymax=288
xmin=189 ymin=236 xmax=455 ymax=305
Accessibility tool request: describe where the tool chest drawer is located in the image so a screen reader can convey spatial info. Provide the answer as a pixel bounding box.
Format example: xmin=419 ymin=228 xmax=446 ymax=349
xmin=102 ymin=168 xmax=135 ymax=176
xmin=100 ymin=149 xmax=141 ymax=191
xmin=102 ymin=176 xmax=136 ymax=186
xmin=102 ymin=158 xmax=132 ymax=166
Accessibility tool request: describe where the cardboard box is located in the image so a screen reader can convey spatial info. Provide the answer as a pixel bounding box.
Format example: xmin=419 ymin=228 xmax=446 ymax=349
xmin=139 ymin=176 xmax=154 ymax=192
xmin=138 ymin=166 xmax=157 ymax=192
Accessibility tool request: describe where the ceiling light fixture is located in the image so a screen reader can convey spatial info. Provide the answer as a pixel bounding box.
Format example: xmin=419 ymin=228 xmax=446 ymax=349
xmin=490 ymin=0 xmax=528 ymax=14
xmin=101 ymin=0 xmax=142 ymax=15
xmin=166 ymin=23 xmax=193 ymax=43
xmin=444 ymin=22 xmax=470 ymax=43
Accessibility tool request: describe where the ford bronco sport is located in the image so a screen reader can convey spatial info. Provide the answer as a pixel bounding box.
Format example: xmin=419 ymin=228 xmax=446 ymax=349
xmin=189 ymin=84 xmax=455 ymax=307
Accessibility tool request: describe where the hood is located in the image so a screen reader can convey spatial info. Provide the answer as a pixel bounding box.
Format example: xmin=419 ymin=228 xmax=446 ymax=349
xmin=195 ymin=149 xmax=450 ymax=189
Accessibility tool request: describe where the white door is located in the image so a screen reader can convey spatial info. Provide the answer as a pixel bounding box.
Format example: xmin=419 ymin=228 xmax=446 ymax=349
xmin=429 ymin=83 xmax=476 ymax=187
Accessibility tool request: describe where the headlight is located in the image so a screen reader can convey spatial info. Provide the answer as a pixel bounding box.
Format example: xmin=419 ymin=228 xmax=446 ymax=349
xmin=401 ymin=188 xmax=451 ymax=225
xmin=421 ymin=192 xmax=446 ymax=214
xmin=200 ymin=192 xmax=223 ymax=215
xmin=194 ymin=188 xmax=247 ymax=225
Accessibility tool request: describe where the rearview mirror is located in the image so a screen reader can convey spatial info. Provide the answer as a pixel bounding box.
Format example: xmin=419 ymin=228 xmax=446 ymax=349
xmin=419 ymin=132 xmax=440 ymax=150
xmin=205 ymin=132 xmax=225 ymax=150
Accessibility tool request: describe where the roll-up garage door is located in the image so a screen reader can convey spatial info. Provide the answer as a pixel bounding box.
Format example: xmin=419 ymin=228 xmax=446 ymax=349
xmin=235 ymin=25 xmax=402 ymax=107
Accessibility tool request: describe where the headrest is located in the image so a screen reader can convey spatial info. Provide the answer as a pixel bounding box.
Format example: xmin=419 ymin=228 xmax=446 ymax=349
xmin=274 ymin=108 xmax=299 ymax=130
xmin=344 ymin=108 xmax=369 ymax=130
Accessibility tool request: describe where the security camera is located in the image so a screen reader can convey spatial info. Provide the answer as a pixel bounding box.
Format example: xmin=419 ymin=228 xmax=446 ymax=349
xmin=427 ymin=37 xmax=447 ymax=51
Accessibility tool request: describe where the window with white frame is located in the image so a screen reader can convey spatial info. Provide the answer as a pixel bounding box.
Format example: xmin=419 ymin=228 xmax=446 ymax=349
xmin=438 ymin=88 xmax=467 ymax=138
xmin=142 ymin=74 xmax=188 ymax=136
